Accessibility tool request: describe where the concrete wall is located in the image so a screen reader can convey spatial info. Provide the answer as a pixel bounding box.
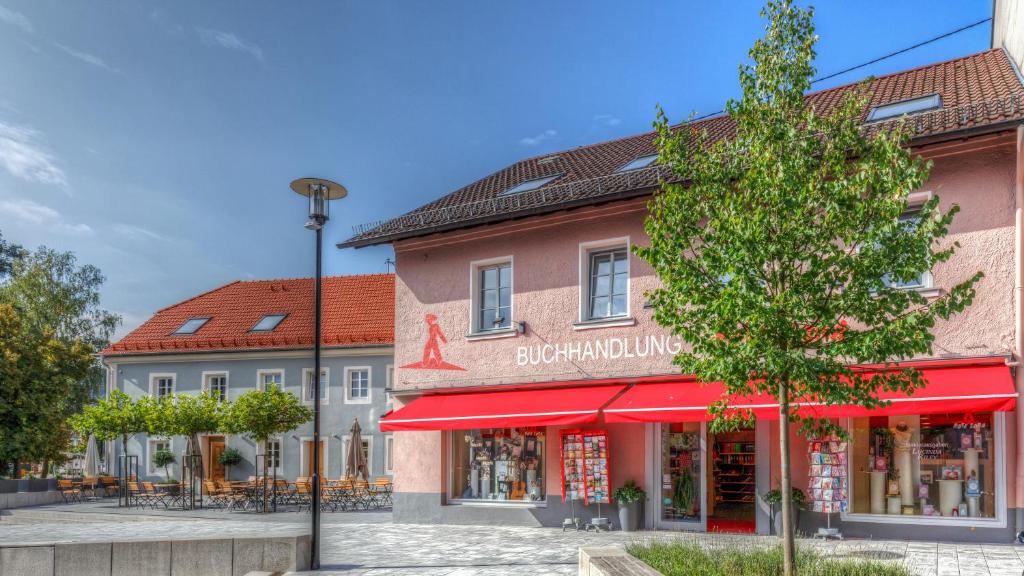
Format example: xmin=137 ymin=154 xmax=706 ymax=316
xmin=0 ymin=534 xmax=310 ymax=576
xmin=993 ymin=0 xmax=1024 ymax=73
xmin=107 ymin=347 xmax=393 ymax=482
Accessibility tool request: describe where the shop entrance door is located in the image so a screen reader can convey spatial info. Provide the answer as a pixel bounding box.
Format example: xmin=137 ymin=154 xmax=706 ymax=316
xmin=207 ymin=437 xmax=226 ymax=481
xmin=707 ymin=427 xmax=757 ymax=533
xmin=656 ymin=422 xmax=706 ymax=530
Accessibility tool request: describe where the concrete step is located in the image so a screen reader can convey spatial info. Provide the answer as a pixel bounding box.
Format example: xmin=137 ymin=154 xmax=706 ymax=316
xmin=0 ymin=507 xmax=189 ymax=524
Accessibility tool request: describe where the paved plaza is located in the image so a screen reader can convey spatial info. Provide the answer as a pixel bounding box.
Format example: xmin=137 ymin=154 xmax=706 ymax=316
xmin=4 ymin=504 xmax=1024 ymax=575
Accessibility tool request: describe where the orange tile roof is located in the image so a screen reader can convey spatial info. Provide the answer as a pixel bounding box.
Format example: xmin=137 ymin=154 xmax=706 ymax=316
xmin=102 ymin=273 xmax=395 ymax=356
xmin=343 ymin=48 xmax=1024 ymax=248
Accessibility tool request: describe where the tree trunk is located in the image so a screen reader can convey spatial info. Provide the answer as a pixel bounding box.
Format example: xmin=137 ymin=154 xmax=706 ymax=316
xmin=40 ymin=458 xmax=49 ymax=479
xmin=778 ymin=381 xmax=796 ymax=576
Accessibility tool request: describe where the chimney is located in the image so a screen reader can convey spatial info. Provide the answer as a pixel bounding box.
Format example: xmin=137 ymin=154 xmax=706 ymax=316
xmin=992 ymin=0 xmax=1024 ymax=75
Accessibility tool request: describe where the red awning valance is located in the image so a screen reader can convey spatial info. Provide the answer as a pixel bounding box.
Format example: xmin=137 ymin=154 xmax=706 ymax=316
xmin=380 ymin=384 xmax=626 ymax=432
xmin=604 ymin=361 xmax=1017 ymax=423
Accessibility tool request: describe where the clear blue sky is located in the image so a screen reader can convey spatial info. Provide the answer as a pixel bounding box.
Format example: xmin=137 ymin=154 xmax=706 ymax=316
xmin=0 ymin=1 xmax=993 ymax=338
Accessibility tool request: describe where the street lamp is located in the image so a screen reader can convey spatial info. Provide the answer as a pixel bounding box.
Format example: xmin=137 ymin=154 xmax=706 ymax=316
xmin=290 ymin=177 xmax=346 ymax=570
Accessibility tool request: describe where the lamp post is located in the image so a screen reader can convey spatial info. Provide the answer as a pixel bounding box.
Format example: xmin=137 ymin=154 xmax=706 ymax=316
xmin=290 ymin=177 xmax=347 ymax=570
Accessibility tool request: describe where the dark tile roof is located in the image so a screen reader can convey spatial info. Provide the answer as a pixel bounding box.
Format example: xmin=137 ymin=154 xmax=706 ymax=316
xmin=102 ymin=274 xmax=395 ymax=356
xmin=342 ymin=49 xmax=1024 ymax=248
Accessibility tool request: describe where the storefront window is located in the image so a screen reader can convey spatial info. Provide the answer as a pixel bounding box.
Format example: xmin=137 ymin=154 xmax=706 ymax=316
xmin=661 ymin=422 xmax=701 ymax=523
xmin=849 ymin=412 xmax=996 ymax=519
xmin=451 ymin=428 xmax=545 ymax=502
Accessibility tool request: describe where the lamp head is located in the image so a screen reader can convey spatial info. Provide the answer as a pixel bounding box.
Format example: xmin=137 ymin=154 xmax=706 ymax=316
xmin=290 ymin=177 xmax=347 ymax=224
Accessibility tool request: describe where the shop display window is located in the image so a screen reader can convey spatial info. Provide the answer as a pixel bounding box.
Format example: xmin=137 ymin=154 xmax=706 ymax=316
xmin=451 ymin=428 xmax=544 ymax=502
xmin=661 ymin=422 xmax=701 ymax=523
xmin=849 ymin=412 xmax=997 ymax=519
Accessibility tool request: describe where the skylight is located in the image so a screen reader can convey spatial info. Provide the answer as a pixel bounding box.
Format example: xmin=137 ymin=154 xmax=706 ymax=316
xmin=172 ymin=317 xmax=210 ymax=335
xmin=500 ymin=174 xmax=561 ymax=196
xmin=867 ymin=94 xmax=941 ymax=122
xmin=251 ymin=314 xmax=287 ymax=332
xmin=616 ymin=154 xmax=658 ymax=172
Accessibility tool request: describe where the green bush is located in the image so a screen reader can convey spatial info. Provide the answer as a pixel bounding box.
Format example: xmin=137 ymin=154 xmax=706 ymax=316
xmin=628 ymin=542 xmax=911 ymax=576
xmin=152 ymin=448 xmax=176 ymax=479
xmin=613 ymin=480 xmax=646 ymax=505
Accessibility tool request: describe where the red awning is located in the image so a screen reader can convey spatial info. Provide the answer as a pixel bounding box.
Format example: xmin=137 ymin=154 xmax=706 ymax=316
xmin=604 ymin=361 xmax=1017 ymax=423
xmin=380 ymin=384 xmax=627 ymax=431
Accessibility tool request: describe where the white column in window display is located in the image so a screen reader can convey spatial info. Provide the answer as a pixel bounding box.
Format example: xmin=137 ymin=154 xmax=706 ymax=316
xmin=891 ymin=422 xmax=914 ymax=506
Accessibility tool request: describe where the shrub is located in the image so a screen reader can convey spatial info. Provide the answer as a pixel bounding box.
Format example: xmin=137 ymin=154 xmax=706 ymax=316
xmin=628 ymin=542 xmax=911 ymax=576
xmin=152 ymin=448 xmax=176 ymax=479
xmin=613 ymin=480 xmax=646 ymax=505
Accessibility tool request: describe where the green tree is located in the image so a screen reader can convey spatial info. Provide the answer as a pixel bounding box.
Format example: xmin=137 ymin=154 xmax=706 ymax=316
xmin=147 ymin=392 xmax=227 ymax=472
xmin=71 ymin=390 xmax=152 ymax=472
xmin=152 ymin=448 xmax=176 ymax=480
xmin=223 ymin=385 xmax=312 ymax=475
xmin=0 ymin=243 xmax=120 ymax=476
xmin=0 ymin=304 xmax=94 ymax=476
xmin=636 ymin=3 xmax=980 ymax=573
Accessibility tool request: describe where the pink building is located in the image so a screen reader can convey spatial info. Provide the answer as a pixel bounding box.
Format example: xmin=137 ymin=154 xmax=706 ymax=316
xmin=342 ymin=47 xmax=1024 ymax=541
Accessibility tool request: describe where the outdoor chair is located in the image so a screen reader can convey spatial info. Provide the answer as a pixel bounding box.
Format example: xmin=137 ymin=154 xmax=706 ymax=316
xmin=203 ymin=480 xmax=231 ymax=508
xmin=81 ymin=477 xmax=100 ymax=500
xmin=140 ymin=482 xmax=170 ymax=509
xmin=220 ymin=481 xmax=251 ymax=511
xmin=294 ymin=479 xmax=313 ymax=512
xmin=99 ymin=476 xmax=119 ymax=497
xmin=371 ymin=477 xmax=393 ymax=508
xmin=57 ymin=479 xmax=81 ymax=503
xmin=128 ymin=481 xmax=147 ymax=508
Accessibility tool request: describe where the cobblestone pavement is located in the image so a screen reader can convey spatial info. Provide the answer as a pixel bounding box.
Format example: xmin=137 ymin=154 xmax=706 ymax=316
xmin=4 ymin=506 xmax=1024 ymax=575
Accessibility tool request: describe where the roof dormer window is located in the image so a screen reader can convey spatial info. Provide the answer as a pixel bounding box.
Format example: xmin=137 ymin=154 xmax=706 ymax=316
xmin=867 ymin=94 xmax=941 ymax=122
xmin=172 ymin=317 xmax=210 ymax=335
xmin=500 ymin=174 xmax=561 ymax=197
xmin=615 ymin=154 xmax=658 ymax=172
xmin=251 ymin=313 xmax=287 ymax=332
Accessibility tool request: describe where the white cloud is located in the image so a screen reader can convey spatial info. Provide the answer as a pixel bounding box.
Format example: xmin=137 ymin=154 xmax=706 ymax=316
xmin=196 ymin=28 xmax=263 ymax=61
xmin=0 ymin=4 xmax=33 ymax=34
xmin=593 ymin=114 xmax=622 ymax=127
xmin=54 ymin=43 xmax=119 ymax=73
xmin=0 ymin=198 xmax=92 ymax=235
xmin=0 ymin=121 xmax=68 ymax=187
xmin=519 ymin=129 xmax=557 ymax=147
xmin=112 ymin=223 xmax=170 ymax=243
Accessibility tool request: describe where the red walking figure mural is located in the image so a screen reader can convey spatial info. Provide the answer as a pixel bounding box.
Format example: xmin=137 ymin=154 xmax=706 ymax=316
xmin=402 ymin=313 xmax=465 ymax=371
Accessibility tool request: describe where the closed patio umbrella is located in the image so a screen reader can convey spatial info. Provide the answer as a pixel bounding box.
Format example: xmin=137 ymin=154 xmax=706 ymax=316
xmin=345 ymin=418 xmax=370 ymax=481
xmin=83 ymin=435 xmax=99 ymax=478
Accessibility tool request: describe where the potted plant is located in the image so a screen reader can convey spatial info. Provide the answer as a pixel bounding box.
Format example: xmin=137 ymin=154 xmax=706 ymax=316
xmin=763 ymin=487 xmax=806 ymax=536
xmin=613 ymin=480 xmax=646 ymax=532
xmin=673 ymin=469 xmax=697 ymax=517
xmin=152 ymin=448 xmax=176 ymax=482
xmin=218 ymin=447 xmax=243 ymax=480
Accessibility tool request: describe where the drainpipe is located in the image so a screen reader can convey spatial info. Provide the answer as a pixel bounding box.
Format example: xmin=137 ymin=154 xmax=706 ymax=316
xmin=1015 ymin=125 xmax=1024 ymax=539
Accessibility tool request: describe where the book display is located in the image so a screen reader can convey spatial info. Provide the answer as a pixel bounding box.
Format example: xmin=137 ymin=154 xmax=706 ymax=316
xmin=712 ymin=438 xmax=755 ymax=506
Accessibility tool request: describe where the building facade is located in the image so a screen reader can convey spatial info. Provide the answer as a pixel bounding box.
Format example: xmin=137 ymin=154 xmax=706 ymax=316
xmin=100 ymin=274 xmax=395 ymax=484
xmin=344 ymin=49 xmax=1024 ymax=541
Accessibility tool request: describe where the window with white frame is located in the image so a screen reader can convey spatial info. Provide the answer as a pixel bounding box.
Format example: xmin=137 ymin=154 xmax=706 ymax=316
xmin=584 ymin=245 xmax=629 ymax=321
xmin=342 ymin=436 xmax=372 ymax=476
xmin=265 ymin=438 xmax=282 ymax=475
xmin=882 ymin=208 xmax=931 ymax=290
xmin=203 ymin=372 xmax=228 ymax=402
xmin=469 ymin=258 xmax=513 ymax=334
xmin=258 ymin=369 xmax=284 ymax=391
xmin=302 ymin=368 xmax=328 ymax=404
xmin=384 ymin=435 xmax=394 ymax=475
xmin=148 ymin=439 xmax=171 ymax=476
xmin=151 ymin=374 xmax=175 ymax=400
xmin=345 ymin=367 xmax=371 ymax=404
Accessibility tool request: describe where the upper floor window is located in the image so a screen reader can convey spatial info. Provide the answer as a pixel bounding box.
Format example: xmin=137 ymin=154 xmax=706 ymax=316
xmin=345 ymin=367 xmax=371 ymax=404
xmin=302 ymin=368 xmax=329 ymax=404
xmin=258 ymin=369 xmax=284 ymax=391
xmin=587 ymin=248 xmax=629 ymax=320
xmin=151 ymin=374 xmax=175 ymax=400
xmin=204 ymin=372 xmax=228 ymax=402
xmin=172 ymin=317 xmax=209 ymax=335
xmin=882 ymin=208 xmax=931 ymax=290
xmin=477 ymin=262 xmax=512 ymax=332
xmin=867 ymin=94 xmax=940 ymax=122
xmin=251 ymin=314 xmax=287 ymax=332
xmin=615 ymin=154 xmax=658 ymax=172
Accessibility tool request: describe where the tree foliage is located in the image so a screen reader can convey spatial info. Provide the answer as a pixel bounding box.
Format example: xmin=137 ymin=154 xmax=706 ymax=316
xmin=223 ymin=385 xmax=312 ymax=445
xmin=635 ymin=2 xmax=980 ymax=572
xmin=71 ymin=390 xmax=151 ymax=451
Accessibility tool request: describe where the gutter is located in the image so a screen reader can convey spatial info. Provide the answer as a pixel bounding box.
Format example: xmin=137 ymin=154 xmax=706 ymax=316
xmin=1014 ymin=125 xmax=1024 ymax=538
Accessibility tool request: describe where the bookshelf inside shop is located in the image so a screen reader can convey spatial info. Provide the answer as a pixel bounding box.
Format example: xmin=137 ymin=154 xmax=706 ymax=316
xmin=711 ymin=431 xmax=756 ymax=515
